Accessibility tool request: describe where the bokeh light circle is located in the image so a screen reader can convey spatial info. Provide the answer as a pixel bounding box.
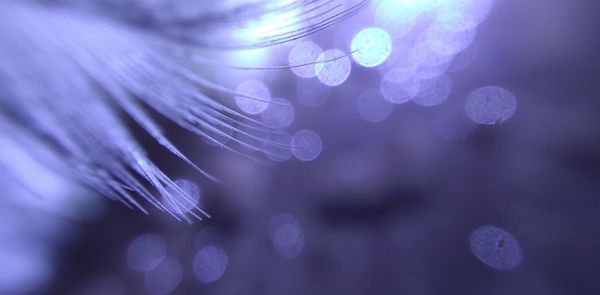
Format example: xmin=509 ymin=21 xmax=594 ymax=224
xmin=351 ymin=27 xmax=392 ymax=67
xmin=268 ymin=214 xmax=305 ymax=258
xmin=126 ymin=234 xmax=166 ymax=272
xmin=162 ymin=179 xmax=201 ymax=216
xmin=234 ymin=80 xmax=271 ymax=115
xmin=193 ymin=246 xmax=228 ymax=283
xmin=470 ymin=225 xmax=523 ymax=270
xmin=291 ymin=130 xmax=323 ymax=161
xmin=465 ymin=86 xmax=517 ymax=125
xmin=414 ymin=74 xmax=453 ymax=107
xmin=380 ymin=69 xmax=421 ymax=104
xmin=289 ymin=41 xmax=323 ymax=78
xmin=143 ymin=257 xmax=183 ymax=295
xmin=315 ymin=49 xmax=352 ymax=86
xmin=260 ymin=98 xmax=295 ymax=129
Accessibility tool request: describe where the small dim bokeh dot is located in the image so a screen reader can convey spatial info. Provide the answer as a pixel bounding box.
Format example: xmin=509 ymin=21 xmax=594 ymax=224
xmin=470 ymin=225 xmax=523 ymax=270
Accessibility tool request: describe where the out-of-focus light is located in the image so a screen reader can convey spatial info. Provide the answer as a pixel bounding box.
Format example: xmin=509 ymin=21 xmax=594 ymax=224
xmin=356 ymin=88 xmax=394 ymax=123
xmin=315 ymin=49 xmax=352 ymax=87
xmin=162 ymin=179 xmax=201 ymax=216
xmin=351 ymin=27 xmax=392 ymax=68
xmin=427 ymin=26 xmax=476 ymax=56
xmin=413 ymin=74 xmax=453 ymax=107
xmin=126 ymin=234 xmax=167 ymax=272
xmin=414 ymin=62 xmax=451 ymax=80
xmin=231 ymin=2 xmax=303 ymax=65
xmin=268 ymin=214 xmax=299 ymax=239
xmin=289 ymin=41 xmax=323 ymax=78
xmin=470 ymin=225 xmax=523 ymax=270
xmin=260 ymin=97 xmax=295 ymax=129
xmin=378 ymin=45 xmax=416 ymax=75
xmin=380 ymin=70 xmax=421 ymax=104
xmin=437 ymin=0 xmax=494 ymax=32
xmin=269 ymin=214 xmax=305 ymax=258
xmin=262 ymin=131 xmax=293 ymax=162
xmin=144 ymin=257 xmax=183 ymax=295
xmin=374 ymin=0 xmax=419 ymax=38
xmin=296 ymin=78 xmax=332 ymax=107
xmin=448 ymin=43 xmax=479 ymax=72
xmin=465 ymin=86 xmax=517 ymax=125
xmin=291 ymin=130 xmax=323 ymax=161
xmin=234 ymin=80 xmax=271 ymax=115
xmin=0 ymin=243 xmax=51 ymax=295
xmin=410 ymin=41 xmax=455 ymax=68
xmin=193 ymin=246 xmax=228 ymax=283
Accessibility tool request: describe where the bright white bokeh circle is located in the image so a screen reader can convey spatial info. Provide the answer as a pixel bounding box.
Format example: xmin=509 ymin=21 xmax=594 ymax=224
xmin=351 ymin=27 xmax=393 ymax=68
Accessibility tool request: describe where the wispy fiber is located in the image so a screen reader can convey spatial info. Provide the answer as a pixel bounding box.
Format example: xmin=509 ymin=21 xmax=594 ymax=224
xmin=0 ymin=0 xmax=369 ymax=220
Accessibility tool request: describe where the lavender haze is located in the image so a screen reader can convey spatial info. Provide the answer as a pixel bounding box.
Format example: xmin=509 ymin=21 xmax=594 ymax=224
xmin=0 ymin=0 xmax=599 ymax=295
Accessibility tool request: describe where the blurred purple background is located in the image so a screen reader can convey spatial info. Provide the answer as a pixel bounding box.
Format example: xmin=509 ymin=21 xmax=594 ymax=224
xmin=2 ymin=0 xmax=600 ymax=294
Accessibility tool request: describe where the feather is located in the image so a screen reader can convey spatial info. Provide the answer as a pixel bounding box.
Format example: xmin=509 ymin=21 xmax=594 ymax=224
xmin=0 ymin=0 xmax=369 ymax=220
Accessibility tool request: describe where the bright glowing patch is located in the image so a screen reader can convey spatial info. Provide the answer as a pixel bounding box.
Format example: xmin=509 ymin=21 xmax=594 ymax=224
xmin=126 ymin=234 xmax=166 ymax=272
xmin=291 ymin=130 xmax=323 ymax=161
xmin=144 ymin=257 xmax=183 ymax=295
xmin=351 ymin=27 xmax=392 ymax=67
xmin=260 ymin=98 xmax=295 ymax=129
xmin=315 ymin=49 xmax=351 ymax=86
xmin=465 ymin=86 xmax=517 ymax=125
xmin=356 ymin=88 xmax=394 ymax=123
xmin=234 ymin=80 xmax=271 ymax=115
xmin=437 ymin=0 xmax=494 ymax=32
xmin=470 ymin=225 xmax=523 ymax=270
xmin=193 ymin=246 xmax=228 ymax=283
xmin=162 ymin=179 xmax=201 ymax=216
xmin=289 ymin=41 xmax=323 ymax=78
xmin=374 ymin=1 xmax=419 ymax=38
